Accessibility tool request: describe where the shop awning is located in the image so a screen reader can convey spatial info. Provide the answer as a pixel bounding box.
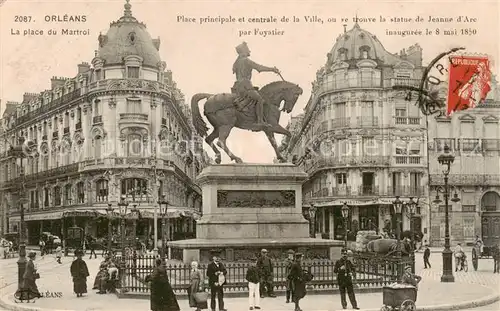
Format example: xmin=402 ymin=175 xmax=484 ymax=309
xmin=9 ymin=211 xmax=64 ymax=222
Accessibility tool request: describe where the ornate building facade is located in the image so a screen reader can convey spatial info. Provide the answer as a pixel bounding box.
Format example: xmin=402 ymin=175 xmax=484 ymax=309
xmin=284 ymin=23 xmax=429 ymax=241
xmin=0 ymin=1 xmax=209 ymax=245
xmin=428 ymin=80 xmax=500 ymax=246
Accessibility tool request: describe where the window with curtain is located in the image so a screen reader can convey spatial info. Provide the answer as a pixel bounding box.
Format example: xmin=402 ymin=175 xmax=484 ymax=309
xmin=64 ymin=184 xmax=72 ymax=205
xmin=360 ymin=70 xmax=373 ymax=87
xmin=96 ymin=179 xmax=108 ymax=202
xmin=121 ymin=178 xmax=148 ymax=200
xmin=44 ymin=188 xmax=50 ymax=207
xmin=409 ymin=172 xmax=421 ymax=194
xmin=77 ymin=182 xmax=85 ymax=203
xmin=362 ymin=137 xmax=376 ymax=156
xmin=128 ymin=66 xmax=140 ymax=79
xmin=126 ymin=98 xmax=142 ymax=114
xmin=392 ymin=172 xmax=402 ymax=194
xmin=53 ymin=186 xmax=61 ymax=206
xmin=460 ymin=121 xmax=475 ymax=137
xmin=395 ymin=141 xmax=407 ymax=155
xmin=127 ymin=134 xmax=142 ymax=157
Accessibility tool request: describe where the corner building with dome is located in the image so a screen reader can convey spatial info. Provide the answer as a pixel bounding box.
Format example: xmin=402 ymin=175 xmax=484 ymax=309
xmin=283 ymin=23 xmax=429 ymax=242
xmin=0 ymin=1 xmax=210 ymax=247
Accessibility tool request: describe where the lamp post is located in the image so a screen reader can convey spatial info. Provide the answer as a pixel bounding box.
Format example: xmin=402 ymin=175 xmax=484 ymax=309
xmin=106 ymin=203 xmax=114 ymax=253
xmin=434 ymin=145 xmax=460 ymax=282
xmin=392 ymin=196 xmax=404 ymax=279
xmin=341 ymin=202 xmax=350 ymax=248
xmin=407 ymin=197 xmax=417 ymax=250
xmin=158 ymin=195 xmax=169 ymax=261
xmin=117 ymin=195 xmax=129 ymax=262
xmin=130 ymin=204 xmax=139 ymax=241
xmin=308 ymin=204 xmax=317 ymax=238
xmin=9 ymin=145 xmax=28 ymax=297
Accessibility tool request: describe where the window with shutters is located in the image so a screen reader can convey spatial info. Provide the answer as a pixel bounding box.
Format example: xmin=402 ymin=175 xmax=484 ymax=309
xmin=127 ymin=66 xmax=140 ymax=79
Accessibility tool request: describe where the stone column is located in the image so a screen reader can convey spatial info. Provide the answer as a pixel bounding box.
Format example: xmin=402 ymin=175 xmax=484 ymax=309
xmin=107 ymin=97 xmax=117 ymax=157
xmin=150 ymin=97 xmax=160 ymax=156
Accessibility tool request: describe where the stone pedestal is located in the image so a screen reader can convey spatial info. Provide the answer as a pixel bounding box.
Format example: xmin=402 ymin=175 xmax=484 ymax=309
xmin=168 ymin=163 xmax=342 ymax=263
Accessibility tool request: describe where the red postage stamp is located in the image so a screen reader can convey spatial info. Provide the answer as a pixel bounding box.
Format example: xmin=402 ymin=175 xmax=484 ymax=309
xmin=446 ymin=55 xmax=492 ymax=116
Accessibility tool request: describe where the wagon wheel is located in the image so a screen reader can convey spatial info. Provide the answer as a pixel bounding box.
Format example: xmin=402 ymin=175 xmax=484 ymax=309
xmin=463 ymin=258 xmax=469 ymax=272
xmin=400 ymin=299 xmax=416 ymax=311
xmin=380 ymin=305 xmax=391 ymax=311
xmin=472 ymin=247 xmax=479 ymax=271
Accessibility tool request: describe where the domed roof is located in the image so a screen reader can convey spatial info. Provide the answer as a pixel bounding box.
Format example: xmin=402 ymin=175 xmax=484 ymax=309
xmin=328 ymin=23 xmax=400 ymax=64
xmin=97 ymin=0 xmax=162 ymax=68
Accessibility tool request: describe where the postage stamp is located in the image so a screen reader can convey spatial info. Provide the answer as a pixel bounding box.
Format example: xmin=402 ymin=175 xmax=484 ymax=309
xmin=446 ymin=55 xmax=492 ymax=116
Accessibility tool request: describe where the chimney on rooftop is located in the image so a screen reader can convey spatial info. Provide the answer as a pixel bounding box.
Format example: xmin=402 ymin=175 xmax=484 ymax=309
xmin=77 ymin=62 xmax=91 ymax=74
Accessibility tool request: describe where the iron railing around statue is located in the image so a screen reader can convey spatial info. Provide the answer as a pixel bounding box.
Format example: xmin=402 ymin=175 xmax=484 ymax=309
xmin=118 ymin=253 xmax=414 ymax=295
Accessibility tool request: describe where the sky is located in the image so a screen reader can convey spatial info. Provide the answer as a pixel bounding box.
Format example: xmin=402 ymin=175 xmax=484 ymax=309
xmin=1 ymin=0 xmax=499 ymax=163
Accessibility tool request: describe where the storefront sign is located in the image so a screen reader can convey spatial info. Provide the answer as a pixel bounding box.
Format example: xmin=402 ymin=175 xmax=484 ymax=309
xmin=9 ymin=211 xmax=64 ymax=222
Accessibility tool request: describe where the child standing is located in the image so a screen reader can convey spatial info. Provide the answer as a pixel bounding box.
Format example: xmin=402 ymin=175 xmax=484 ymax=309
xmin=55 ymin=244 xmax=62 ymax=264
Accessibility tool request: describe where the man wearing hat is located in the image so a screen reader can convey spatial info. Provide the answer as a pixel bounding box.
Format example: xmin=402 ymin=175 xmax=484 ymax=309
xmin=285 ymin=249 xmax=295 ymax=303
xmin=206 ymin=249 xmax=227 ymax=311
xmin=288 ymin=252 xmax=306 ymax=311
xmin=334 ymin=248 xmax=359 ymax=310
xmin=257 ymin=248 xmax=276 ymax=298
xmin=401 ymin=265 xmax=421 ymax=301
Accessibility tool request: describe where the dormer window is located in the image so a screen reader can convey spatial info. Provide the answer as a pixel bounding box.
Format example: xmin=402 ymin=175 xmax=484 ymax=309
xmin=127 ymin=66 xmax=139 ymax=79
xmin=362 ymin=50 xmax=368 ymax=59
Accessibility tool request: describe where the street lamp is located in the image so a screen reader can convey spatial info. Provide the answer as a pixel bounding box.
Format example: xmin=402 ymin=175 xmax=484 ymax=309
xmin=341 ymin=202 xmax=350 ymax=247
xmin=130 ymin=204 xmax=140 ymax=241
xmin=106 ymin=203 xmax=114 ymax=253
xmin=435 ymin=144 xmax=460 ymax=283
xmin=158 ymin=195 xmax=169 ymax=261
xmin=308 ymin=204 xmax=317 ymax=238
xmin=392 ymin=196 xmax=404 ymax=279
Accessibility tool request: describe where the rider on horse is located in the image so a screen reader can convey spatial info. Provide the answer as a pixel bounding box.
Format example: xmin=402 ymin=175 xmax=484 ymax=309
xmin=232 ymin=42 xmax=281 ymax=129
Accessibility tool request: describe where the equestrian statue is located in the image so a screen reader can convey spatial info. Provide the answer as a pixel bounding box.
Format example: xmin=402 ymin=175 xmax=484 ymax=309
xmin=191 ymin=42 xmax=303 ymax=164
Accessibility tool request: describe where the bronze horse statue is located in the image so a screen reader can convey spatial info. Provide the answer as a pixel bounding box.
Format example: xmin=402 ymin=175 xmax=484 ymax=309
xmin=191 ymin=80 xmax=303 ymax=164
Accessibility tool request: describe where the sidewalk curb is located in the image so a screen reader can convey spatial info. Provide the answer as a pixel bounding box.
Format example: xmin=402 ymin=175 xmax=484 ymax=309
xmin=1 ymin=282 xmax=498 ymax=311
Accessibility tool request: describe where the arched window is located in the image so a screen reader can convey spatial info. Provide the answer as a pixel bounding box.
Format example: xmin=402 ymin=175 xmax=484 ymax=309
xmin=64 ymin=184 xmax=72 ymax=205
xmin=96 ymin=179 xmax=109 ymax=202
xmin=121 ymin=178 xmax=148 ymax=201
xmin=481 ymin=192 xmax=500 ymax=211
xmin=77 ymin=182 xmax=85 ymax=204
xmin=53 ymin=186 xmax=61 ymax=206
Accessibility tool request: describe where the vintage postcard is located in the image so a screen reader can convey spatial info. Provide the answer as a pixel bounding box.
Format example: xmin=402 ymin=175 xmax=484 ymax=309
xmin=0 ymin=0 xmax=499 ymax=310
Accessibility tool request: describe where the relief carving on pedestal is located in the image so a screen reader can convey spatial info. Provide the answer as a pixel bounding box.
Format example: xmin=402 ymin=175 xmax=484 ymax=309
xmin=217 ymin=190 xmax=295 ymax=208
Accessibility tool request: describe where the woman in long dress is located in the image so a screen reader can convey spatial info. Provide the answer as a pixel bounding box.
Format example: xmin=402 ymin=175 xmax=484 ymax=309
xmin=70 ymin=249 xmax=90 ymax=297
xmin=187 ymin=261 xmax=204 ymax=311
xmin=20 ymin=252 xmax=41 ymax=299
xmin=145 ymin=258 xmax=180 ymax=311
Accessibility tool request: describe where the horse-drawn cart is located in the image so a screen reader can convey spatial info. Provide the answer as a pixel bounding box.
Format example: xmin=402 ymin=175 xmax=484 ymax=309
xmin=380 ymin=285 xmax=417 ymax=311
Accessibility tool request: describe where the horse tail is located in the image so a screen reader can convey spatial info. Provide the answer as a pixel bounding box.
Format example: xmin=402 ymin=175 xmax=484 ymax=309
xmin=190 ymin=93 xmax=212 ymax=137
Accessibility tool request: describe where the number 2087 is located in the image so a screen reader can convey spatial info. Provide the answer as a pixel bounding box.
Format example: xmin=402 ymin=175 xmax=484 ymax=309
xmin=14 ymin=16 xmax=33 ymax=22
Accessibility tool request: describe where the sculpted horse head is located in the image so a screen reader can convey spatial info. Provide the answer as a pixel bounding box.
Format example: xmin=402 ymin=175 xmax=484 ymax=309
xmin=259 ymin=80 xmax=303 ymax=115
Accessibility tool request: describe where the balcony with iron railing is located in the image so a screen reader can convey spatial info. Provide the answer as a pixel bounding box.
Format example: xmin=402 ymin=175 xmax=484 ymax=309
xmin=394 ymin=116 xmax=421 ymax=126
xmin=5 ymin=162 xmax=80 ymax=187
xmin=332 ymin=185 xmax=351 ymax=196
xmin=359 ymin=185 xmax=378 ymax=196
xmin=119 ymin=113 xmax=149 ymax=125
xmin=88 ymin=78 xmax=173 ymax=95
xmin=330 ymin=117 xmax=351 ymax=129
xmin=303 ymin=156 xmax=391 ymax=173
xmin=383 ymin=77 xmax=422 ymax=88
xmin=356 ymin=116 xmax=379 ymax=127
xmin=393 ymin=155 xmax=422 ymax=165
xmin=387 ymin=186 xmax=425 ymax=197
xmin=429 ymin=174 xmax=500 ymax=186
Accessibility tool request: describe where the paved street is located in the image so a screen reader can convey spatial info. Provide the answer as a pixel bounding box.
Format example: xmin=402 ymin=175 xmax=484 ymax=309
xmin=0 ymin=249 xmax=498 ymax=311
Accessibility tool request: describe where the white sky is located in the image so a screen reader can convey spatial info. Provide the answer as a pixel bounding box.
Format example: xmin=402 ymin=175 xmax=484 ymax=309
xmin=1 ymin=0 xmax=499 ymax=163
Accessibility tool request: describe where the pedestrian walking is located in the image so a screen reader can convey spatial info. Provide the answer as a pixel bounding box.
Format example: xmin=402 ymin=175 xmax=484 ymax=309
xmin=206 ymin=249 xmax=227 ymax=311
xmin=257 ymin=248 xmax=276 ymax=298
xmin=289 ymin=252 xmax=307 ymax=311
xmin=145 ymin=258 xmax=180 ymax=311
xmin=423 ymin=244 xmax=431 ymax=268
xmin=246 ymin=257 xmax=261 ymax=310
xmin=20 ymin=252 xmax=41 ymax=300
xmin=70 ymin=249 xmax=90 ymax=297
xmin=55 ymin=244 xmax=62 ymax=264
xmin=454 ymin=243 xmax=465 ymax=271
xmin=39 ymin=239 xmax=45 ymax=256
xmin=86 ymin=234 xmax=97 ymax=259
xmin=334 ymin=248 xmax=359 ymax=310
xmin=187 ymin=261 xmax=205 ymax=311
xmin=285 ymin=249 xmax=295 ymax=303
